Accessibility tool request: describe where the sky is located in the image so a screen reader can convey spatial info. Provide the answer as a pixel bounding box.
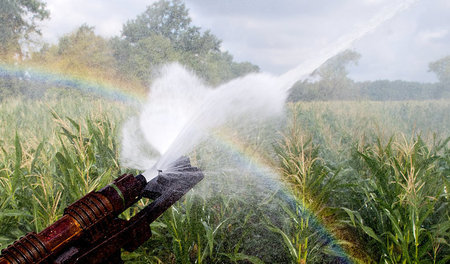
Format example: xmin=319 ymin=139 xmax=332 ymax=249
xmin=40 ymin=0 xmax=450 ymax=82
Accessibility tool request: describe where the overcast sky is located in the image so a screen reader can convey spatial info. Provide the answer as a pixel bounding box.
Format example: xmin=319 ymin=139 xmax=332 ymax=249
xmin=40 ymin=0 xmax=450 ymax=82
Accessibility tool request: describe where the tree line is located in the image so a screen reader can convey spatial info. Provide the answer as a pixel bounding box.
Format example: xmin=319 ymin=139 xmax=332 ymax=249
xmin=1 ymin=0 xmax=449 ymax=102
xmin=288 ymin=50 xmax=450 ymax=101
xmin=0 ymin=0 xmax=259 ymax=100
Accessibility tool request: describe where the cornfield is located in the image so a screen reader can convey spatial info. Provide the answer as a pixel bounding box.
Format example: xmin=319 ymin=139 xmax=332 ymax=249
xmin=0 ymin=97 xmax=449 ymax=263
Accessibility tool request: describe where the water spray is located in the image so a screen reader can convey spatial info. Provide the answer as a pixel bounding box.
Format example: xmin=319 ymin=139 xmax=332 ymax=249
xmin=0 ymin=156 xmax=203 ymax=264
xmin=122 ymin=0 xmax=418 ymax=174
xmin=0 ymin=1 xmax=419 ymax=263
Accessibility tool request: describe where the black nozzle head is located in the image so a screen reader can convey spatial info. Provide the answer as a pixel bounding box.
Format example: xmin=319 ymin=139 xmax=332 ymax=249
xmin=141 ymin=156 xmax=204 ymax=200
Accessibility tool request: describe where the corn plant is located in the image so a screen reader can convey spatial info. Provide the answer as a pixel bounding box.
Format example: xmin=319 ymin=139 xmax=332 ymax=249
xmin=137 ymin=183 xmax=271 ymax=264
xmin=1 ymin=97 xmax=450 ymax=263
xmin=0 ymin=99 xmax=125 ymax=248
xmin=343 ymin=136 xmax=450 ymax=263
xmin=51 ymin=112 xmax=120 ymax=202
xmin=0 ymin=134 xmax=33 ymax=246
xmin=266 ymin=204 xmax=320 ymax=264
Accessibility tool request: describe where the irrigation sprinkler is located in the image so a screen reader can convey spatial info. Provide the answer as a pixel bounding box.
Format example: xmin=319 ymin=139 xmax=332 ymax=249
xmin=0 ymin=156 xmax=203 ymax=264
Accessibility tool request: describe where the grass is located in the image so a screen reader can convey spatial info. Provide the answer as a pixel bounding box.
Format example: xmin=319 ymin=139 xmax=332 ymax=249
xmin=0 ymin=97 xmax=449 ymax=263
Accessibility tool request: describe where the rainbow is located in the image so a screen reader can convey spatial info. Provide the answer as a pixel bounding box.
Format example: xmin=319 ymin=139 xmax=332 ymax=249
xmin=0 ymin=63 xmax=144 ymax=103
xmin=1 ymin=62 xmax=352 ymax=261
xmin=211 ymin=132 xmax=352 ymax=263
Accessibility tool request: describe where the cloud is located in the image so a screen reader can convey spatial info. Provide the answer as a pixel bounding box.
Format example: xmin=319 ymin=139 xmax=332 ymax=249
xmin=187 ymin=0 xmax=450 ymax=82
xmin=187 ymin=0 xmax=419 ymax=74
xmin=41 ymin=0 xmax=155 ymax=42
xmin=418 ymin=29 xmax=448 ymax=43
xmin=347 ymin=0 xmax=450 ymax=82
xmin=38 ymin=0 xmax=450 ymax=82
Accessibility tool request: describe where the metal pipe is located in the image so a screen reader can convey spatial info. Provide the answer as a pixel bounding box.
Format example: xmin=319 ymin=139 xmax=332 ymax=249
xmin=0 ymin=174 xmax=146 ymax=264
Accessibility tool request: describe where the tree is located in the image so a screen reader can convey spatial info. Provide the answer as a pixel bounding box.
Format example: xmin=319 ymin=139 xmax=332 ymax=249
xmin=122 ymin=0 xmax=190 ymax=43
xmin=25 ymin=25 xmax=138 ymax=99
xmin=429 ymin=55 xmax=450 ymax=84
xmin=358 ymin=80 xmax=439 ymax=101
xmin=121 ymin=0 xmax=220 ymax=54
xmin=289 ymin=50 xmax=361 ymax=101
xmin=111 ymin=34 xmax=179 ymax=84
xmin=181 ymin=51 xmax=259 ymax=86
xmin=313 ymin=50 xmax=361 ymax=99
xmin=0 ymin=0 xmax=49 ymax=100
xmin=0 ymin=0 xmax=49 ymax=61
xmin=114 ymin=0 xmax=258 ymax=86
xmin=33 ymin=25 xmax=117 ymax=78
xmin=429 ymin=56 xmax=450 ymax=98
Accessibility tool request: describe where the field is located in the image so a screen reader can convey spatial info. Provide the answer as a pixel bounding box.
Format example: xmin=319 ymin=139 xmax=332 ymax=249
xmin=0 ymin=97 xmax=449 ymax=263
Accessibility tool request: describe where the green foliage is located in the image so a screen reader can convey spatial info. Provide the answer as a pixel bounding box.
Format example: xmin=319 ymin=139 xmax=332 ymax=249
xmin=0 ymin=0 xmax=258 ymax=101
xmin=358 ymin=80 xmax=443 ymax=101
xmin=275 ymin=105 xmax=341 ymax=211
xmin=289 ymin=78 xmax=447 ymax=102
xmin=111 ymin=34 xmax=179 ymax=85
xmin=343 ymin=136 xmax=450 ymax=263
xmin=429 ymin=55 xmax=450 ymax=98
xmin=289 ymin=50 xmax=361 ymax=101
xmin=122 ymin=0 xmax=220 ymax=54
xmin=288 ymin=52 xmax=450 ymax=102
xmin=273 ymin=104 xmax=362 ymax=263
xmin=31 ymin=24 xmax=121 ymax=84
xmin=314 ymin=50 xmax=361 ymax=81
xmin=429 ymin=55 xmax=450 ymax=84
xmin=0 ymin=0 xmax=49 ymax=60
xmin=1 ymin=24 xmax=145 ymax=102
xmin=0 ymin=105 xmax=125 ymax=248
xmin=114 ymin=0 xmax=258 ymax=86
xmin=1 ymin=98 xmax=449 ymax=263
xmin=0 ymin=68 xmax=27 ymax=101
xmin=55 ymin=25 xmax=117 ymax=73
xmin=265 ymin=204 xmax=333 ymax=264
xmin=51 ymin=113 xmax=119 ymax=202
xmin=182 ymin=51 xmax=259 ymax=86
xmin=156 ymin=195 xmax=229 ymax=263
xmin=312 ymin=50 xmax=361 ymax=100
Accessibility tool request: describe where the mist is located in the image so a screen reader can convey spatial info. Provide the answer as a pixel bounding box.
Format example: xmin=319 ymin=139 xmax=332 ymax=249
xmin=0 ymin=0 xmax=449 ymax=263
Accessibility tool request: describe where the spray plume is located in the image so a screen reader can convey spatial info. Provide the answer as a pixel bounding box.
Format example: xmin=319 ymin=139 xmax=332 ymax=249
xmin=120 ymin=0 xmax=418 ymax=181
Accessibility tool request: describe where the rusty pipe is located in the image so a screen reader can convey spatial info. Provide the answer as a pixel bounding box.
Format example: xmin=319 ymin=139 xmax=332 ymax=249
xmin=0 ymin=174 xmax=146 ymax=264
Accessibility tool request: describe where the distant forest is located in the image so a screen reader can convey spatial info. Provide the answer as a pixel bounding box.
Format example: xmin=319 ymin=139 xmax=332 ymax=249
xmin=1 ymin=0 xmax=449 ymax=101
xmin=288 ymin=50 xmax=450 ymax=101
